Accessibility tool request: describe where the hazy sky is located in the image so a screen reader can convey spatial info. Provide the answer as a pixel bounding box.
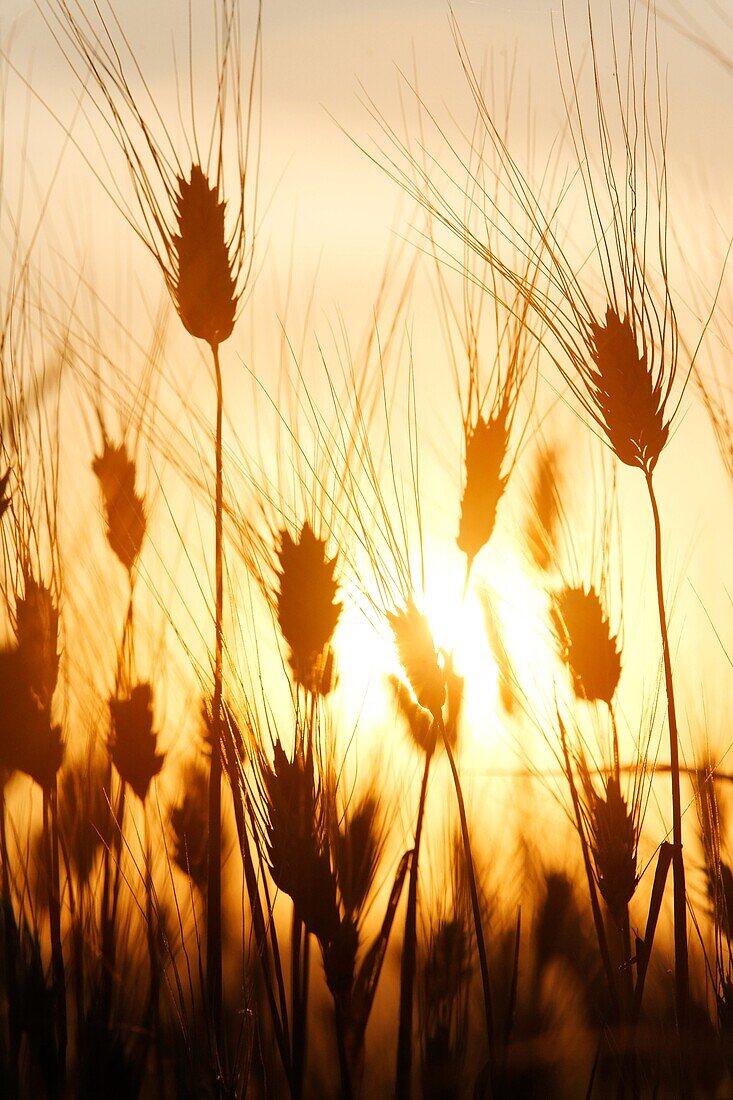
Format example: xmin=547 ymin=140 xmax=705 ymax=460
xmin=2 ymin=1 xmax=733 ymax=755
xmin=3 ymin=0 xmax=731 ymax=305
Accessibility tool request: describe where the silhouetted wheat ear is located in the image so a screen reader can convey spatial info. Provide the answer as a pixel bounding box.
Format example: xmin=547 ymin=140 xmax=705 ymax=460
xmin=322 ymin=788 xmax=387 ymax=1008
xmin=551 ymin=585 xmax=621 ymax=705
xmin=457 ymin=409 xmax=509 ymax=565
xmin=420 ymin=902 xmax=472 ymax=1095
xmin=695 ymin=765 xmax=733 ymax=937
xmin=443 ymin=654 xmax=464 ymax=747
xmin=422 ymin=915 xmax=471 ymax=1030
xmin=525 ymin=446 xmax=561 ymax=573
xmin=334 ymin=792 xmax=384 ymax=921
xmin=276 ymin=521 xmax=342 ymax=693
xmin=390 ymin=674 xmax=439 ymax=755
xmin=169 ymin=758 xmax=210 ymax=894
xmin=588 ymin=307 xmax=670 ymax=471
xmin=259 ymin=740 xmax=340 ymax=945
xmin=92 ymin=440 xmax=146 ymax=571
xmin=534 ymin=871 xmax=584 ymax=974
xmin=108 ymin=682 xmax=164 ymax=801
xmin=581 ymin=770 xmax=638 ymax=925
xmin=0 ymin=646 xmax=63 ymax=787
xmin=16 ymin=575 xmax=59 ymax=712
xmin=173 ymin=164 xmax=237 ymax=348
xmin=388 ymin=599 xmax=445 ymax=717
xmin=57 ymin=754 xmax=113 ymax=885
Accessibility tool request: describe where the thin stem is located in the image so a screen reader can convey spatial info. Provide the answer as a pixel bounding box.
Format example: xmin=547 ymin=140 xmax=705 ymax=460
xmin=610 ymin=705 xmax=621 ymax=784
xmin=621 ymin=909 xmax=633 ymax=1018
xmin=437 ymin=715 xmax=495 ymax=1079
xmin=45 ymin=783 xmax=67 ymax=1091
xmin=559 ymin=723 xmax=620 ymax=1021
xmin=144 ymin=813 xmax=164 ymax=1100
xmin=617 ymin=907 xmax=638 ymax=1099
xmin=291 ymin=908 xmax=304 ymax=1100
xmin=645 ymin=472 xmax=688 ymax=1053
xmin=98 ymin=776 xmax=127 ymax=1039
xmin=109 ymin=781 xmax=127 ymax=960
xmin=115 ymin=578 xmax=135 ymax=696
xmin=207 ymin=341 xmax=224 ymax=1051
xmin=335 ymin=1000 xmax=354 ymax=1100
xmin=223 ymin=740 xmax=292 ymax=1083
xmin=395 ymin=749 xmax=432 ymax=1099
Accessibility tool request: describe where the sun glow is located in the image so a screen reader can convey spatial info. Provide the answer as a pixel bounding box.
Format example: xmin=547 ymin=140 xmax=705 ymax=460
xmin=333 ymin=535 xmax=555 ymax=755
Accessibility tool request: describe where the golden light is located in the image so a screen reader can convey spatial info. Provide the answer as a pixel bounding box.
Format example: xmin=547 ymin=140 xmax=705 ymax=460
xmin=332 ymin=533 xmax=556 ymax=760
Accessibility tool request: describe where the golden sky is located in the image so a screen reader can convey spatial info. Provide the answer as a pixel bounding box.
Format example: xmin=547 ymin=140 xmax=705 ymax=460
xmin=2 ymin=0 xmax=733 ymax=799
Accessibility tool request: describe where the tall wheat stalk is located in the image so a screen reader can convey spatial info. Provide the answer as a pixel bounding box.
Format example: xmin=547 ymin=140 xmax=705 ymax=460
xmin=47 ymin=2 xmax=261 ymax=1060
xmin=646 ymin=471 xmax=688 ymax=1025
xmin=375 ymin=5 xmax=695 ymax=1050
xmin=208 ymin=341 xmax=226 ymax=1038
xmin=396 ymin=749 xmax=432 ymax=1096
xmin=435 ymin=715 xmax=494 ymax=1076
xmin=389 ymin=601 xmax=495 ymax=1085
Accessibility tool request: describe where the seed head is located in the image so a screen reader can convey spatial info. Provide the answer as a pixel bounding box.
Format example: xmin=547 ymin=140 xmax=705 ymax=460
xmin=551 ymin=585 xmax=621 ymax=705
xmin=479 ymin=590 xmax=518 ymax=716
xmin=389 ymin=675 xmax=438 ymax=756
xmin=58 ymin=752 xmax=113 ymax=884
xmin=276 ymin=522 xmax=342 ymax=694
xmin=534 ymin=871 xmax=585 ymax=973
xmin=423 ymin=916 xmax=471 ymax=1013
xmin=108 ymin=682 xmax=164 ymax=801
xmin=457 ymin=408 xmax=509 ymax=566
xmin=695 ymin=764 xmax=733 ymax=938
xmin=388 ymin=599 xmax=445 ymax=718
xmin=525 ymin=445 xmax=561 ymax=573
xmin=335 ymin=792 xmax=384 ymax=922
xmin=16 ymin=576 xmax=59 ymax=712
xmin=259 ymin=741 xmax=339 ymax=945
xmin=443 ymin=654 xmax=464 ymax=748
xmin=588 ymin=307 xmax=670 ymax=473
xmin=173 ymin=164 xmax=237 ymax=348
xmin=49 ymin=2 xmax=254 ymax=356
xmin=0 ymin=646 xmax=63 ymax=787
xmin=92 ymin=440 xmax=146 ymax=571
xmin=421 ymin=905 xmax=471 ymax=1095
xmin=583 ymin=772 xmax=638 ymax=924
xmin=169 ymin=758 xmax=210 ymax=894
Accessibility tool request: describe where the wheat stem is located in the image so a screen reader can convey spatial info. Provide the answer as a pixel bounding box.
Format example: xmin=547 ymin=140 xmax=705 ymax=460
xmin=437 ymin=714 xmax=494 ymax=1080
xmin=291 ymin=907 xmax=305 ymax=1100
xmin=144 ymin=812 xmax=163 ymax=1100
xmin=225 ymin=749 xmax=293 ymax=1083
xmin=395 ymin=748 xmax=432 ymax=1098
xmin=44 ymin=783 xmax=67 ymax=1090
xmin=207 ymin=341 xmax=225 ymax=1053
xmin=559 ymin=722 xmax=620 ymax=1020
xmin=645 ymin=472 xmax=688 ymax=1055
xmin=335 ymin=999 xmax=353 ymax=1100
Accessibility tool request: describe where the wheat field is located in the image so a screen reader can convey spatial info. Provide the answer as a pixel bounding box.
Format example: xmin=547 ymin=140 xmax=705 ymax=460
xmin=0 ymin=0 xmax=732 ymax=1096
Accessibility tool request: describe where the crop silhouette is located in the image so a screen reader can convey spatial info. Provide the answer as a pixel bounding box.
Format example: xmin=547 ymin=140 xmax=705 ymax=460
xmin=0 ymin=1 xmax=731 ymax=1097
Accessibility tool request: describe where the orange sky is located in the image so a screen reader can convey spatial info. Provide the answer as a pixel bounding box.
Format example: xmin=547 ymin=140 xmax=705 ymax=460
xmin=2 ymin=0 xmax=733 ymax=808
